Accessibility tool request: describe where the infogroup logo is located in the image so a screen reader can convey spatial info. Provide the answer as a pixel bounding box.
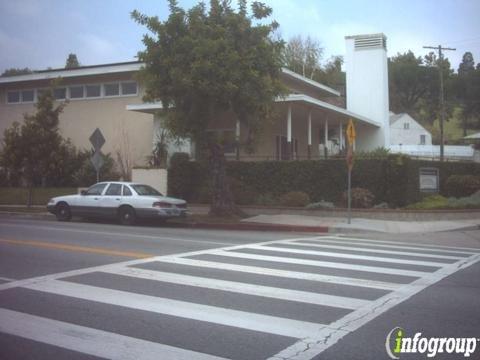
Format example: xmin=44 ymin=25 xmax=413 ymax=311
xmin=385 ymin=327 xmax=479 ymax=358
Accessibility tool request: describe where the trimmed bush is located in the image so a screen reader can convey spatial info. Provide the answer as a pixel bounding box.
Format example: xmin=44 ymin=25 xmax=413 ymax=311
xmin=342 ymin=187 xmax=375 ymax=208
xmin=444 ymin=175 xmax=480 ymax=198
xmin=278 ymin=191 xmax=311 ymax=207
xmin=406 ymin=195 xmax=449 ymax=210
xmin=167 ymin=156 xmax=480 ymax=207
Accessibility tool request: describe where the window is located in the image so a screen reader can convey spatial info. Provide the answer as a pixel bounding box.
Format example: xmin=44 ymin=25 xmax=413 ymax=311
xmin=122 ymin=185 xmax=132 ymax=196
xmin=404 ymin=123 xmax=410 ymax=130
xmin=7 ymin=91 xmax=20 ymax=103
xmin=54 ymin=88 xmax=66 ymax=100
xmin=105 ymin=183 xmax=122 ymax=196
xmin=85 ymin=183 xmax=107 ymax=195
xmin=21 ymin=90 xmax=34 ymax=102
xmin=69 ymin=86 xmax=84 ymax=99
xmin=104 ymin=83 xmax=119 ymax=96
xmin=420 ymin=135 xmax=426 ymax=145
xmin=131 ymin=184 xmax=162 ymax=196
xmin=86 ymin=84 xmax=101 ymax=98
xmin=121 ymin=82 xmax=137 ymax=95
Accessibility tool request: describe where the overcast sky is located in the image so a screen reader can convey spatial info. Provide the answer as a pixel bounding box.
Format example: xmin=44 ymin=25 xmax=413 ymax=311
xmin=1 ymin=0 xmax=479 ymax=73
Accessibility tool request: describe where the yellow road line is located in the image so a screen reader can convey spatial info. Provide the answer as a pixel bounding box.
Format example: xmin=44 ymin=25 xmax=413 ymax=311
xmin=0 ymin=239 xmax=153 ymax=259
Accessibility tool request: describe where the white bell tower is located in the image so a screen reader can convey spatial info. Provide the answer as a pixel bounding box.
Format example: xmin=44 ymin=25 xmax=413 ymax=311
xmin=345 ymin=33 xmax=390 ymax=149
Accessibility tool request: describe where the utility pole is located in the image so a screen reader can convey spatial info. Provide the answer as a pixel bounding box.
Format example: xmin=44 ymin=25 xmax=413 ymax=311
xmin=423 ymin=45 xmax=455 ymax=162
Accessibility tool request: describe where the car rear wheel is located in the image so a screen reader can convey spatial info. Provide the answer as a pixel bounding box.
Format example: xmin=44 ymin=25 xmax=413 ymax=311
xmin=56 ymin=203 xmax=72 ymax=221
xmin=118 ymin=206 xmax=136 ymax=226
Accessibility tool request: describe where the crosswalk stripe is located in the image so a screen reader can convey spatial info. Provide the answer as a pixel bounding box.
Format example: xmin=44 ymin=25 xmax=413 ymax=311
xmin=0 ymin=308 xmax=229 ymax=360
xmin=103 ymin=267 xmax=369 ymax=310
xmin=23 ymin=280 xmax=323 ymax=339
xmin=154 ymin=257 xmax=401 ymax=290
xmin=298 ymin=238 xmax=476 ymax=256
xmin=208 ymin=250 xmax=429 ymax=278
xmin=282 ymin=241 xmax=464 ymax=260
xmin=318 ymin=236 xmax=480 ymax=253
xmin=246 ymin=244 xmax=447 ymax=267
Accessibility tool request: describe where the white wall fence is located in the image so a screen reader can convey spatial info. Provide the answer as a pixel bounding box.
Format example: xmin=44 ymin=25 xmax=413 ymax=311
xmin=389 ymin=145 xmax=475 ymax=161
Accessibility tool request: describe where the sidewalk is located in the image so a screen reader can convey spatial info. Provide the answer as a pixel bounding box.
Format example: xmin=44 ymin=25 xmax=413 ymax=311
xmin=242 ymin=214 xmax=480 ymax=234
xmin=0 ymin=205 xmax=478 ymax=234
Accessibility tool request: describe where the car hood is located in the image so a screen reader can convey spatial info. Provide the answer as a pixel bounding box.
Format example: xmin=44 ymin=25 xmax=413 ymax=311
xmin=52 ymin=194 xmax=80 ymax=202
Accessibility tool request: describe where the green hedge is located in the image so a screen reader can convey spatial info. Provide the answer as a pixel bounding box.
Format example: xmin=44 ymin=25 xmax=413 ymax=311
xmin=0 ymin=187 xmax=77 ymax=205
xmin=168 ymin=155 xmax=480 ymax=207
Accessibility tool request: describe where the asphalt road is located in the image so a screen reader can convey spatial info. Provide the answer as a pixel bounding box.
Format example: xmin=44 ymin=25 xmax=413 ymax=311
xmin=0 ymin=215 xmax=479 ymax=360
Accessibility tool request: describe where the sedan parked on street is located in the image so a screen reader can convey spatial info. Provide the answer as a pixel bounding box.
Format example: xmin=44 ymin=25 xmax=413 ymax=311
xmin=47 ymin=182 xmax=187 ymax=225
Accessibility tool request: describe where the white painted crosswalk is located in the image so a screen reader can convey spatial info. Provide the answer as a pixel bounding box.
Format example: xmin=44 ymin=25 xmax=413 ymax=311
xmin=1 ymin=235 xmax=480 ymax=360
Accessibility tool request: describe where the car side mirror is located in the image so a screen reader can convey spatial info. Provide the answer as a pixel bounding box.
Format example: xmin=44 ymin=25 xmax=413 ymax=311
xmin=80 ymin=190 xmax=87 ymax=195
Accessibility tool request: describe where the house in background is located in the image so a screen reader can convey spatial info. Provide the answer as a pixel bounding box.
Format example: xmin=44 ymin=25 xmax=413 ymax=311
xmin=389 ymin=113 xmax=432 ymax=146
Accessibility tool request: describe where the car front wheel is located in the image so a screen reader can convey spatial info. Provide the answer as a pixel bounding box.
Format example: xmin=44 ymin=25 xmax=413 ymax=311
xmin=56 ymin=203 xmax=72 ymax=221
xmin=118 ymin=206 xmax=136 ymax=226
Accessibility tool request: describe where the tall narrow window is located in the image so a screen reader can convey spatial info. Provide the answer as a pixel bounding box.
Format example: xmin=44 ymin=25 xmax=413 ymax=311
xmin=104 ymin=83 xmax=120 ymax=96
xmin=69 ymin=85 xmax=84 ymax=99
xmin=7 ymin=91 xmax=20 ymax=103
xmin=21 ymin=90 xmax=34 ymax=102
xmin=86 ymin=84 xmax=101 ymax=98
xmin=404 ymin=123 xmax=410 ymax=130
xmin=121 ymin=82 xmax=137 ymax=95
xmin=420 ymin=135 xmax=426 ymax=145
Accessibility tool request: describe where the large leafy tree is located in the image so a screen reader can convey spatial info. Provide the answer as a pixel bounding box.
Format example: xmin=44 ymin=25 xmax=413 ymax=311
xmin=132 ymin=0 xmax=285 ymax=216
xmin=0 ymin=88 xmax=77 ymax=193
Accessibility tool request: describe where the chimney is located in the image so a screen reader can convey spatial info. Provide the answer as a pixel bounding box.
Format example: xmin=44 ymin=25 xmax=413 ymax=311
xmin=345 ymin=33 xmax=390 ymax=149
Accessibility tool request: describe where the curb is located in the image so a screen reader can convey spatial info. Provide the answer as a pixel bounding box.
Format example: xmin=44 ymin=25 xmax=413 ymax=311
xmin=168 ymin=221 xmax=329 ymax=233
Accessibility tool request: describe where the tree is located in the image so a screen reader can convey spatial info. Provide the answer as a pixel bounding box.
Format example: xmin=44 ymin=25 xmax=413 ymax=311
xmin=283 ymin=35 xmax=323 ymax=79
xmin=132 ymin=0 xmax=285 ymax=216
xmin=0 ymin=87 xmax=71 ymax=203
xmin=316 ymin=55 xmax=345 ymax=91
xmin=1 ymin=68 xmax=33 ymax=77
xmin=65 ymin=53 xmax=80 ymax=69
xmin=455 ymin=52 xmax=480 ymax=134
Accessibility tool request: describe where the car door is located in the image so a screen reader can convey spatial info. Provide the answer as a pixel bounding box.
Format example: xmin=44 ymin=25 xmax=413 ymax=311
xmin=76 ymin=183 xmax=108 ymax=217
xmin=99 ymin=183 xmax=123 ymax=218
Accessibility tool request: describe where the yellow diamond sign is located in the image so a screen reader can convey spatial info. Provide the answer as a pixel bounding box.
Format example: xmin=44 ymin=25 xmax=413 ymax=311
xmin=346 ymin=119 xmax=356 ymax=146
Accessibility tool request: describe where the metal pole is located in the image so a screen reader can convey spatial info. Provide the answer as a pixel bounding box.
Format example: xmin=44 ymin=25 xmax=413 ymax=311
xmin=96 ymin=170 xmax=99 ymax=183
xmin=347 ymin=168 xmax=351 ymax=224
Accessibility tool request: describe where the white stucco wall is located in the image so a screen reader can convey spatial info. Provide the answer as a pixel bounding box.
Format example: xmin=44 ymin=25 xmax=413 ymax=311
xmin=390 ymin=114 xmax=432 ymax=146
xmin=132 ymin=169 xmax=168 ymax=196
xmin=345 ymin=34 xmax=390 ymax=150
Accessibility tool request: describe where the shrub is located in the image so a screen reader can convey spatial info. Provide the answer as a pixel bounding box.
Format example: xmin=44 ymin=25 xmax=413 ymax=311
xmin=406 ymin=195 xmax=449 ymax=210
xmin=255 ymin=193 xmax=278 ymax=206
xmin=72 ymin=150 xmax=120 ymax=187
xmin=342 ymin=187 xmax=375 ymax=208
xmin=306 ymin=200 xmax=334 ymax=209
xmin=278 ymin=191 xmax=311 ymax=207
xmin=228 ymin=177 xmax=258 ymax=205
xmin=444 ymin=175 xmax=480 ymax=198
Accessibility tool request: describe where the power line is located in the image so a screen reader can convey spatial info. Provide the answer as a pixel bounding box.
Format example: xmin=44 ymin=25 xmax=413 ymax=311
xmin=423 ymin=45 xmax=456 ymax=162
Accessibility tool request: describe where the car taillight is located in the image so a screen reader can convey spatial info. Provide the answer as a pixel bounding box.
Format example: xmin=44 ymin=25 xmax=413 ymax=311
xmin=153 ymin=201 xmax=173 ymax=208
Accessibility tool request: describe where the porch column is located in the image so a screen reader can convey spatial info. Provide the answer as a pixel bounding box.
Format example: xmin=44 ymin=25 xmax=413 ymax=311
xmin=339 ymin=122 xmax=344 ymax=151
xmin=307 ymin=110 xmax=312 ymax=159
xmin=324 ymin=118 xmax=329 ymax=158
xmin=287 ymin=104 xmax=292 ymax=159
xmin=235 ymin=119 xmax=240 ymax=160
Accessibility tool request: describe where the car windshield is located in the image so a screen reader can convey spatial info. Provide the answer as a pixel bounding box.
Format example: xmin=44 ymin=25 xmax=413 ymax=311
xmin=131 ymin=184 xmax=162 ymax=196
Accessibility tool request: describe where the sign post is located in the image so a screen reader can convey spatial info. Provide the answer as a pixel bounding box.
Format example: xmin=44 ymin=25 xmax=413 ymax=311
xmin=89 ymin=128 xmax=106 ymax=183
xmin=346 ymin=119 xmax=356 ymax=224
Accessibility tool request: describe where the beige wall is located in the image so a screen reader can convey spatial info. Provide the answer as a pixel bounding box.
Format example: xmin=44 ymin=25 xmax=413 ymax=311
xmin=0 ymin=72 xmax=154 ymax=167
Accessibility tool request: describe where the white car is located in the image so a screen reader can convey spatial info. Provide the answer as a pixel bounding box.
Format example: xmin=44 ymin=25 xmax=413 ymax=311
xmin=47 ymin=182 xmax=187 ymax=225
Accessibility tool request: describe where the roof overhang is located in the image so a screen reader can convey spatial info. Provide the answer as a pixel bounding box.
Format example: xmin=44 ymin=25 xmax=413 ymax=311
xmin=0 ymin=62 xmax=143 ymax=84
xmin=464 ymin=132 xmax=480 ymax=140
xmin=126 ymin=103 xmax=163 ymax=114
xmin=280 ymin=68 xmax=341 ymax=97
xmin=277 ymin=94 xmax=381 ymax=127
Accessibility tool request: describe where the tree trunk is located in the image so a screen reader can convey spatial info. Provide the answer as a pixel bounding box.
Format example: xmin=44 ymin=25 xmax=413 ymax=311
xmin=208 ymin=143 xmax=241 ymax=217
